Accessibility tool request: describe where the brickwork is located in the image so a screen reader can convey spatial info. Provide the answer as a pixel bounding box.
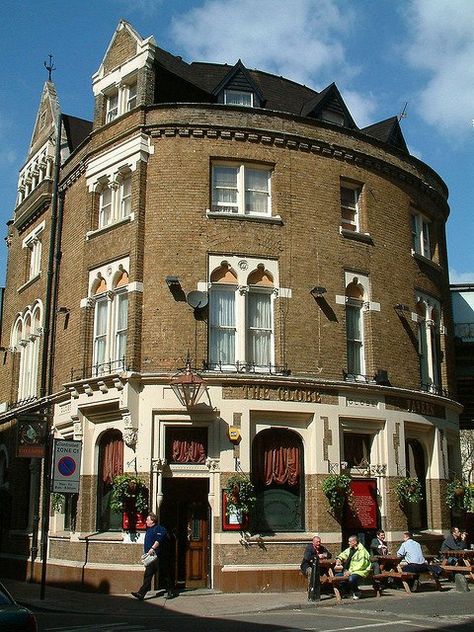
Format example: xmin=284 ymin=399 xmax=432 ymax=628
xmin=103 ymin=27 xmax=137 ymax=74
xmin=0 ymin=25 xmax=460 ymax=594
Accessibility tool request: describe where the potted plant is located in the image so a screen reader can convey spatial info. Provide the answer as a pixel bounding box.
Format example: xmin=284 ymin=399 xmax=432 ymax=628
xmin=223 ymin=474 xmax=256 ymax=526
xmin=110 ymin=473 xmax=148 ymax=530
xmin=446 ymin=479 xmax=472 ymax=511
xmin=51 ymin=493 xmax=65 ymax=513
xmin=322 ymin=473 xmax=352 ymax=515
xmin=395 ymin=477 xmax=422 ymax=505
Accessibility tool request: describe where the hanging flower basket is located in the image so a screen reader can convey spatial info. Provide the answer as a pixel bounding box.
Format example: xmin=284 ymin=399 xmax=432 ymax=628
xmin=111 ymin=474 xmax=148 ymax=530
xmin=395 ymin=477 xmax=422 ymax=505
xmin=223 ymin=474 xmax=256 ymax=518
xmin=322 ymin=473 xmax=352 ymax=515
xmin=446 ymin=479 xmax=472 ymax=511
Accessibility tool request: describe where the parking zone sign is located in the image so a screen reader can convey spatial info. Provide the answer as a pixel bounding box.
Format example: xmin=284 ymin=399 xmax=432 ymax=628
xmin=52 ymin=440 xmax=82 ymax=493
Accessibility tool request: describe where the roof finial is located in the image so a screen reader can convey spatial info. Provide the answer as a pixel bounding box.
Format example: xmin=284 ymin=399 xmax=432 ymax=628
xmin=44 ymin=54 xmax=56 ymax=82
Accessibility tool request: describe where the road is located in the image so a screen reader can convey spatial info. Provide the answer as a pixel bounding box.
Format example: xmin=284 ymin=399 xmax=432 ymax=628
xmin=35 ymin=601 xmax=474 ymax=632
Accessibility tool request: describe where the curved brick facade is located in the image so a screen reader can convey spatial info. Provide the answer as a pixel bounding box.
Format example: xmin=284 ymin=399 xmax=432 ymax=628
xmin=0 ymin=20 xmax=461 ymax=594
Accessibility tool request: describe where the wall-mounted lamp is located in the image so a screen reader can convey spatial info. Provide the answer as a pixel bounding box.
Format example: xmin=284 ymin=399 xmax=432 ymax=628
xmin=394 ymin=303 xmax=410 ymax=313
xmin=310 ymin=286 xmax=327 ymax=299
xmin=165 ymin=276 xmax=186 ymax=302
xmin=57 ymin=307 xmax=70 ymax=314
xmin=165 ymin=276 xmax=181 ymax=289
xmin=170 ymin=354 xmax=207 ymax=408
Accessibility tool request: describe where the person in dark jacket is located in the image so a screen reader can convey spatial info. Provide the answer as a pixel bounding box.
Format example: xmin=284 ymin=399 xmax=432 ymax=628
xmin=369 ymin=530 xmax=389 ymax=575
xmin=131 ymin=512 xmax=173 ymax=600
xmin=440 ymin=527 xmax=463 ymax=565
xmin=300 ymin=535 xmax=332 ymax=577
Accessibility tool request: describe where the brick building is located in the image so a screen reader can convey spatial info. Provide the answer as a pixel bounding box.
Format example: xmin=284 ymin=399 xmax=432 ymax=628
xmin=0 ymin=21 xmax=462 ymax=593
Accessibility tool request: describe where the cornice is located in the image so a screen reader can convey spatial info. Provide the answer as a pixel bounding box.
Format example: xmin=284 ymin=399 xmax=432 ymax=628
xmin=146 ymin=123 xmax=449 ymax=217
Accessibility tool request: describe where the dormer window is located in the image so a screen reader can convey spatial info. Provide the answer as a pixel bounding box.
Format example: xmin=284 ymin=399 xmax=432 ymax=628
xmin=224 ymin=89 xmax=254 ymax=107
xmin=106 ymin=91 xmax=119 ymax=123
xmin=126 ymin=82 xmax=137 ymax=111
xmin=322 ymin=110 xmax=345 ymax=126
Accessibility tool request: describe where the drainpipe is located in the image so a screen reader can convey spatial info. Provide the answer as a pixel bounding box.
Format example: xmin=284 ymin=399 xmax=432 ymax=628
xmin=38 ymin=110 xmax=63 ymax=600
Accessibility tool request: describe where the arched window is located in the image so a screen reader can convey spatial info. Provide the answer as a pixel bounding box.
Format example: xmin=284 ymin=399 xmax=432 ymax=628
xmin=345 ymin=277 xmax=365 ymax=376
xmin=11 ymin=301 xmax=43 ymax=401
xmin=91 ymin=266 xmax=128 ymax=375
xmin=208 ymin=259 xmax=275 ymax=370
xmin=209 ymin=262 xmax=238 ymax=366
xmin=405 ymin=438 xmax=427 ymax=530
xmin=97 ymin=430 xmax=124 ymax=531
xmin=416 ymin=296 xmax=441 ymax=392
xmin=252 ymin=428 xmax=304 ymax=532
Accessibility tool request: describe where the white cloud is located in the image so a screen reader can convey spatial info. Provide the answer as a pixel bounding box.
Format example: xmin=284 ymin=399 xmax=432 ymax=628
xmin=115 ymin=0 xmax=163 ymax=18
xmin=449 ymin=269 xmax=474 ymax=285
xmin=342 ymin=89 xmax=378 ymax=128
xmin=403 ymin=0 xmax=474 ymax=138
xmin=170 ymin=0 xmax=377 ymax=127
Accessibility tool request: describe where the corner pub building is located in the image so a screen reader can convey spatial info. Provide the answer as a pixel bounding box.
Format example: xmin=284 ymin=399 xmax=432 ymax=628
xmin=0 ymin=21 xmax=462 ymax=593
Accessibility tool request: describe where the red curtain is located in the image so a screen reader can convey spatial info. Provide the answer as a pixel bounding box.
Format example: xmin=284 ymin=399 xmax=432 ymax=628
xmin=256 ymin=431 xmax=301 ymax=487
xmin=101 ymin=431 xmax=124 ymax=484
xmin=170 ymin=429 xmax=206 ymax=464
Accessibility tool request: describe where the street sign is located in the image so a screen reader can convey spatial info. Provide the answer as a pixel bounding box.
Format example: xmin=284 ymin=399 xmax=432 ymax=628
xmin=52 ymin=439 xmax=82 ymax=493
xmin=16 ymin=415 xmax=48 ymax=458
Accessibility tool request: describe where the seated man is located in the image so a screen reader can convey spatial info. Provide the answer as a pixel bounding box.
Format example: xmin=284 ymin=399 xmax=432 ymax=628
xmin=300 ymin=535 xmax=332 ymax=578
xmin=397 ymin=531 xmax=442 ymax=589
xmin=335 ymin=535 xmax=371 ymax=600
xmin=440 ymin=527 xmax=464 ymax=565
xmin=369 ymin=530 xmax=389 ymax=575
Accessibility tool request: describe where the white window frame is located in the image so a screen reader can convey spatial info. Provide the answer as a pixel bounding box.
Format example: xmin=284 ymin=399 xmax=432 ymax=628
xmin=106 ymin=91 xmax=119 ymax=123
xmin=92 ymin=288 xmax=128 ymax=375
xmin=411 ymin=212 xmax=431 ymax=259
xmin=224 ymin=89 xmax=254 ymax=107
xmin=415 ymin=293 xmax=441 ymax=392
xmin=340 ymin=182 xmax=361 ymax=232
xmin=211 ymin=162 xmax=271 ymax=217
xmin=11 ymin=301 xmax=43 ymax=400
xmin=208 ymin=256 xmax=277 ymax=371
xmin=22 ymin=221 xmax=45 ymax=281
xmin=104 ymin=76 xmax=138 ymax=123
xmin=98 ymin=173 xmax=132 ymax=229
xmin=126 ymin=82 xmax=137 ymax=111
xmin=344 ymin=273 xmax=370 ymax=379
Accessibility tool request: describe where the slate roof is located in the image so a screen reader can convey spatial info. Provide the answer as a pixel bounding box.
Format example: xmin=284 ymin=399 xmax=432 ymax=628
xmin=62 ymin=115 xmax=93 ymax=153
xmin=362 ymin=116 xmax=408 ymax=153
xmin=152 ymin=46 xmax=409 ymax=153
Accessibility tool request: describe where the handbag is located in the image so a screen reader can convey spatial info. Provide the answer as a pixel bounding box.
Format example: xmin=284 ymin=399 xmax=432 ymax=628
xmin=141 ymin=550 xmax=157 ymax=567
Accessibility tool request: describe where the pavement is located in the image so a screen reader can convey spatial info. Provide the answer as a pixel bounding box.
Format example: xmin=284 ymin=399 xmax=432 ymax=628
xmin=2 ymin=576 xmax=474 ymax=621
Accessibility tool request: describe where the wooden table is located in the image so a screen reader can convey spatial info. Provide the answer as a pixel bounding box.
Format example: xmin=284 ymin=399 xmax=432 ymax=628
xmin=440 ymin=550 xmax=474 ymax=581
xmin=372 ymin=555 xmax=441 ymax=594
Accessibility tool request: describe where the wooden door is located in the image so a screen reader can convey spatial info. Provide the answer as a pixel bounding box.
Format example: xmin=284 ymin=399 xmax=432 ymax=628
xmin=185 ymin=501 xmax=208 ymax=587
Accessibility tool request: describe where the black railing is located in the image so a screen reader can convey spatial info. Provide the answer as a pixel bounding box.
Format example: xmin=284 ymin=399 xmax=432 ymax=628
xmin=203 ymin=360 xmax=291 ymax=375
xmin=420 ymin=382 xmax=449 ymax=397
xmin=69 ymin=357 xmax=127 ymax=382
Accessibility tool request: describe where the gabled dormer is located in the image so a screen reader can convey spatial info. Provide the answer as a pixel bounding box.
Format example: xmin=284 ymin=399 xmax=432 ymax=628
xmin=92 ymin=20 xmax=156 ymax=129
xmin=362 ymin=116 xmax=409 ymax=154
xmin=301 ymin=82 xmax=357 ymax=129
xmin=212 ymin=60 xmax=265 ymax=108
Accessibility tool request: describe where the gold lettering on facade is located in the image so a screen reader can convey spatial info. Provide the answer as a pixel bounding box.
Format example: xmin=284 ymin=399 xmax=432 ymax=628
xmin=237 ymin=385 xmax=321 ymax=403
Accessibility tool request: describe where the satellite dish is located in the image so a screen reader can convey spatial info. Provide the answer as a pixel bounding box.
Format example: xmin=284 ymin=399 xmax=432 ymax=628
xmin=186 ymin=291 xmax=208 ymax=309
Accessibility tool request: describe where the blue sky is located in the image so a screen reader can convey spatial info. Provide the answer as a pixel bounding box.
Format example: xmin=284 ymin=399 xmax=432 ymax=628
xmin=0 ymin=0 xmax=472 ymax=284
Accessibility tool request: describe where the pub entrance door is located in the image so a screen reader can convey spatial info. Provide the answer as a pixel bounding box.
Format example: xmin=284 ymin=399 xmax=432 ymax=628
xmin=160 ymin=478 xmax=210 ymax=589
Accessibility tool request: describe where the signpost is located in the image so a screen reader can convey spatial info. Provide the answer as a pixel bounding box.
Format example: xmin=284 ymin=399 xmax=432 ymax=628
xmin=52 ymin=440 xmax=82 ymax=494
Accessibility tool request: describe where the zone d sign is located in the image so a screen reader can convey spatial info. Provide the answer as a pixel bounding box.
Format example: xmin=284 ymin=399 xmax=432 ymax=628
xmin=52 ymin=439 xmax=82 ymax=494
